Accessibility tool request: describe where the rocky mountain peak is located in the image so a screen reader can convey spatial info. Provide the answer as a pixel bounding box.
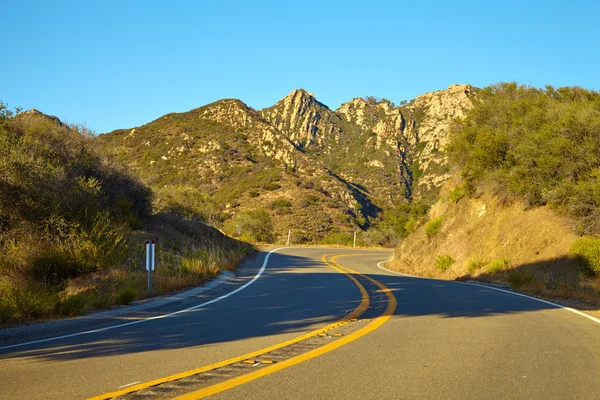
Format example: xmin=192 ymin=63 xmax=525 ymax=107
xmin=18 ymin=109 xmax=66 ymax=127
xmin=284 ymin=88 xmax=316 ymax=101
xmin=260 ymin=89 xmax=341 ymax=147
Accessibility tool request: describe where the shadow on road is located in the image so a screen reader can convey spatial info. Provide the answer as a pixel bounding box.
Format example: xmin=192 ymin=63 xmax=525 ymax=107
xmin=0 ymin=250 xmax=573 ymax=362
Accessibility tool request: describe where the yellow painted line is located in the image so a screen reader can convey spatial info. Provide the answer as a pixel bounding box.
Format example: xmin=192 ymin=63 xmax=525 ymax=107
xmin=172 ymin=254 xmax=397 ymax=400
xmin=88 ymin=254 xmax=368 ymax=400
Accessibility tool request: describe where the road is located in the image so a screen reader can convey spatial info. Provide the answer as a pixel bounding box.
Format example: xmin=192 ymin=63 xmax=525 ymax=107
xmin=1 ymin=247 xmax=599 ymax=399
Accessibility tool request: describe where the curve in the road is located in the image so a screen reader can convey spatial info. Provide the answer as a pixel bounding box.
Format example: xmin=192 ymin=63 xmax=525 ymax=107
xmin=376 ymin=261 xmax=600 ymax=325
xmin=89 ymin=254 xmax=397 ymax=400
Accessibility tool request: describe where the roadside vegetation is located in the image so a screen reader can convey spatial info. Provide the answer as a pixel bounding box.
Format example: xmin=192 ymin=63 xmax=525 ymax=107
xmin=391 ymin=82 xmax=600 ymax=311
xmin=448 ymin=82 xmax=600 ymax=235
xmin=435 ymin=255 xmax=454 ymax=271
xmin=0 ymin=103 xmax=252 ymax=326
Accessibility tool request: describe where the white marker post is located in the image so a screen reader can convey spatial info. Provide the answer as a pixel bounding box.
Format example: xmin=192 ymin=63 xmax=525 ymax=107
xmin=353 ymin=230 xmax=357 ymax=249
xmin=287 ymin=230 xmax=291 ymax=245
xmin=146 ymin=239 xmax=155 ymax=295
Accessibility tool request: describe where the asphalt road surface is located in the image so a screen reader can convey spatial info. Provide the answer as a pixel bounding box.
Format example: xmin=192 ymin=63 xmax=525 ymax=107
xmin=1 ymin=247 xmax=599 ymax=399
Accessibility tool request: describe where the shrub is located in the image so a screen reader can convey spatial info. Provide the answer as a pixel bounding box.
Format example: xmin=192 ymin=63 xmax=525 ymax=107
xmin=507 ymin=271 xmax=536 ymax=288
xmin=321 ymin=232 xmax=353 ymax=247
xmin=55 ymin=292 xmax=92 ymax=316
xmin=238 ymin=208 xmax=274 ymax=242
xmin=263 ymin=183 xmax=281 ymax=191
xmin=308 ymin=195 xmax=320 ymax=205
xmin=13 ymin=286 xmax=56 ymax=319
xmin=448 ymin=185 xmax=467 ymax=203
xmin=487 ymin=257 xmax=510 ymax=274
xmin=571 ymin=236 xmax=600 ymax=276
xmin=248 ymin=190 xmax=260 ymax=198
xmin=466 ymin=256 xmax=487 ymax=274
xmin=448 ymin=82 xmax=600 ymax=234
xmin=425 ymin=217 xmax=443 ymax=237
xmin=0 ymin=281 xmax=16 ymax=323
xmin=435 ymin=255 xmax=455 ymax=271
xmin=270 ymin=199 xmax=292 ymax=209
xmin=117 ymin=286 xmax=136 ymax=305
xmin=362 ymin=228 xmax=399 ymax=248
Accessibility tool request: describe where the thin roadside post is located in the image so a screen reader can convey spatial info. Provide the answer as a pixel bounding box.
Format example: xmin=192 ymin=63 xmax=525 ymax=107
xmin=146 ymin=239 xmax=155 ymax=295
xmin=287 ymin=230 xmax=291 ymax=245
xmin=353 ymin=230 xmax=357 ymax=249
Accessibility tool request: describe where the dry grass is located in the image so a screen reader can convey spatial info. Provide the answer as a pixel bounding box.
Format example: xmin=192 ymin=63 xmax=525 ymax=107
xmin=0 ymin=214 xmax=253 ymax=326
xmin=389 ymin=182 xmax=600 ymax=312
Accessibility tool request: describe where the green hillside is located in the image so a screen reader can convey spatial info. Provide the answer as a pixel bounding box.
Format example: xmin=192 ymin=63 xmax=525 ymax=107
xmin=0 ymin=104 xmax=251 ymax=325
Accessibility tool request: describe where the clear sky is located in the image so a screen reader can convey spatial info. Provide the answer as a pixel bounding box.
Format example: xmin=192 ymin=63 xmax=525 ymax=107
xmin=1 ymin=0 xmax=598 ymax=133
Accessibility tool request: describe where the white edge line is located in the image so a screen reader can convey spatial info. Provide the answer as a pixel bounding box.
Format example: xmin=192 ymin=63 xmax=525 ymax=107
xmin=376 ymin=261 xmax=600 ymax=326
xmin=0 ymin=247 xmax=288 ymax=351
xmin=117 ymin=381 xmax=141 ymax=389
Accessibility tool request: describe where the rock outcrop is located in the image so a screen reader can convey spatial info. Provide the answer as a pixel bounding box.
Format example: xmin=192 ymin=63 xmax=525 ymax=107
xmin=99 ymin=84 xmax=478 ymax=239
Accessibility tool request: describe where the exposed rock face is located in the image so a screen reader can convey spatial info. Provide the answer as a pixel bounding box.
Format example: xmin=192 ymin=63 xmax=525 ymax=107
xmin=260 ymin=89 xmax=342 ymax=148
xmin=261 ymin=85 xmax=477 ymax=203
xmin=100 ymin=84 xmax=477 ymax=239
xmin=336 ymin=97 xmax=407 ymax=149
xmin=407 ymin=84 xmax=476 ymax=199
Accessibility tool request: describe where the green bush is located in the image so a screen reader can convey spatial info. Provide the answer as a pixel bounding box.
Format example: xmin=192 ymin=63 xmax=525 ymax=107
xmin=238 ymin=208 xmax=274 ymax=243
xmin=55 ymin=292 xmax=92 ymax=316
xmin=425 ymin=217 xmax=443 ymax=237
xmin=263 ymin=183 xmax=281 ymax=191
xmin=466 ymin=256 xmax=486 ymax=274
xmin=0 ymin=281 xmax=16 ymax=323
xmin=361 ymin=228 xmax=399 ymax=248
xmin=117 ymin=286 xmax=136 ymax=305
xmin=572 ymin=236 xmax=600 ymax=276
xmin=321 ymin=232 xmax=354 ymax=247
xmin=487 ymin=257 xmax=510 ymax=274
xmin=13 ymin=286 xmax=56 ymax=319
xmin=248 ymin=190 xmax=260 ymax=198
xmin=270 ymin=199 xmax=292 ymax=209
xmin=507 ymin=271 xmax=536 ymax=288
xmin=448 ymin=82 xmax=600 ymax=234
xmin=435 ymin=255 xmax=455 ymax=271
xmin=448 ymin=185 xmax=467 ymax=203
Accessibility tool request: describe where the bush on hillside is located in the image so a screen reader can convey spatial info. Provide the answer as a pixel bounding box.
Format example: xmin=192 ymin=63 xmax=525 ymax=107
xmin=0 ymin=111 xmax=152 ymax=284
xmin=237 ymin=208 xmax=274 ymax=243
xmin=425 ymin=217 xmax=443 ymax=237
xmin=487 ymin=257 xmax=510 ymax=274
xmin=370 ymin=202 xmax=429 ymax=239
xmin=435 ymin=255 xmax=454 ymax=271
xmin=571 ymin=236 xmax=600 ymax=276
xmin=448 ymin=83 xmax=600 ymax=234
xmin=507 ymin=270 xmax=536 ymax=288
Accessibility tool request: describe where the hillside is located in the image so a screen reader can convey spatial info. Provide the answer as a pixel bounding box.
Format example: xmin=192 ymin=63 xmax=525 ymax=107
xmin=0 ymin=105 xmax=252 ymax=325
xmin=100 ymin=85 xmax=478 ymax=244
xmin=390 ymin=83 xmax=600 ymax=309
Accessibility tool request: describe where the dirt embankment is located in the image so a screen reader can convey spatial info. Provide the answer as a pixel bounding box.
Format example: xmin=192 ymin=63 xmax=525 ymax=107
xmin=390 ymin=181 xmax=600 ymax=316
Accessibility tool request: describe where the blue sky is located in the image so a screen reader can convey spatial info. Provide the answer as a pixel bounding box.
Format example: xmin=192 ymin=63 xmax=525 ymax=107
xmin=1 ymin=0 xmax=598 ymax=133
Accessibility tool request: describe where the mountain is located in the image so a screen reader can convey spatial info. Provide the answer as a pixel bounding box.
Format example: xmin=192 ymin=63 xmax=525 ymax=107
xmin=99 ymin=84 xmax=478 ymax=243
xmin=260 ymin=84 xmax=478 ymax=203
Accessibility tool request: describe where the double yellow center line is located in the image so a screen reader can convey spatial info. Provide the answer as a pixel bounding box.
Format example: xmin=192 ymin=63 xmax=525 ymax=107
xmin=90 ymin=254 xmax=396 ymax=400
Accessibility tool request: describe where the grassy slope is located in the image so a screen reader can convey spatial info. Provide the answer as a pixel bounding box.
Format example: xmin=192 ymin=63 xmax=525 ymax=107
xmin=392 ymin=179 xmax=600 ymax=307
xmin=0 ymin=109 xmax=252 ymax=326
xmin=98 ymin=99 xmax=375 ymax=243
